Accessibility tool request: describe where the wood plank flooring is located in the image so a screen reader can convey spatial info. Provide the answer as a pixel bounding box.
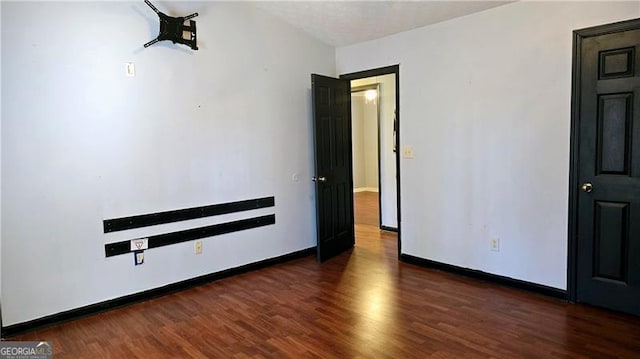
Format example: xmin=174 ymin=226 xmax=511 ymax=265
xmin=9 ymin=191 xmax=640 ymax=358
xmin=354 ymin=191 xmax=379 ymax=227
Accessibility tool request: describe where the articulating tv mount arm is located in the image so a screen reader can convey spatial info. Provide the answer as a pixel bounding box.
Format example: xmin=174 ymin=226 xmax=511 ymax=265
xmin=144 ymin=0 xmax=199 ymax=50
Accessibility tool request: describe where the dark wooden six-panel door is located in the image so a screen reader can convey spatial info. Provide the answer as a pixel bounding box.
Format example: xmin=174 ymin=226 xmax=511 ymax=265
xmin=577 ymin=26 xmax=640 ymax=315
xmin=311 ymin=74 xmax=355 ymax=263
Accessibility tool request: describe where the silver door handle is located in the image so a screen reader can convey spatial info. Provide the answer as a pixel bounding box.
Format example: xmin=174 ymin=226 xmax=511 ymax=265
xmin=312 ymin=176 xmax=327 ymax=182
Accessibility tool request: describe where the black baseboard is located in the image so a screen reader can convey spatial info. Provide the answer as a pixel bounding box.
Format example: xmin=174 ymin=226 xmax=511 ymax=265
xmin=2 ymin=247 xmax=316 ymax=338
xmin=380 ymin=225 xmax=398 ymax=233
xmin=400 ymin=254 xmax=567 ymax=300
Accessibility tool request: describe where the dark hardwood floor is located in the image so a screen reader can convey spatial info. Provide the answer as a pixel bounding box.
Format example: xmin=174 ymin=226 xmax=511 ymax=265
xmin=354 ymin=190 xmax=379 ymax=227
xmin=8 ymin=191 xmax=640 ymax=358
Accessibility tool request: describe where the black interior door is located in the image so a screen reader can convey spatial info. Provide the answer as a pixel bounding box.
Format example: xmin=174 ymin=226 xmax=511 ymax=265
xmin=311 ymin=74 xmax=355 ymax=262
xmin=576 ymin=25 xmax=640 ymax=315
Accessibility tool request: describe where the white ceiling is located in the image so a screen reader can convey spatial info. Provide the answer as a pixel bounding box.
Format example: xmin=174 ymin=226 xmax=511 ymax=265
xmin=255 ymin=1 xmax=512 ymax=47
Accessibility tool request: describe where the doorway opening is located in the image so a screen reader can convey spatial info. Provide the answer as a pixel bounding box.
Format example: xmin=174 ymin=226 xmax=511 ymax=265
xmin=341 ymin=66 xmax=400 ymax=256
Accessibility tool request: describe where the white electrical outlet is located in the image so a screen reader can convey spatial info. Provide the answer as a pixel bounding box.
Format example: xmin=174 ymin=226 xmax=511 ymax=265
xmin=194 ymin=240 xmax=203 ymax=254
xmin=490 ymin=238 xmax=500 ymax=252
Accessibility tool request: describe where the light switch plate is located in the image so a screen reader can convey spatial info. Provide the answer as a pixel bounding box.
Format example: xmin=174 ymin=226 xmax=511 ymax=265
xmin=490 ymin=238 xmax=500 ymax=252
xmin=125 ymin=62 xmax=135 ymax=77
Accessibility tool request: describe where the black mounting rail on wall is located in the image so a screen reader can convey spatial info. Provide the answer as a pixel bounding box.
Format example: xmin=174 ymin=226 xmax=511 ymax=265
xmin=103 ymin=197 xmax=274 ymax=233
xmin=105 ymin=214 xmax=275 ymax=257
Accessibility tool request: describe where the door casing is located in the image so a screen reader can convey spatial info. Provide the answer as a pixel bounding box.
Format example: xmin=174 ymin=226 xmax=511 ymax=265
xmin=567 ymin=18 xmax=640 ymax=302
xmin=340 ymin=65 xmax=401 ymax=258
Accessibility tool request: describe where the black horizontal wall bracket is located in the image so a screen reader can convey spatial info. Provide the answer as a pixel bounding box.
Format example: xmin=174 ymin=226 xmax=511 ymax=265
xmin=103 ymin=196 xmax=276 ymax=257
xmin=104 ymin=197 xmax=275 ymax=233
xmin=105 ymin=214 xmax=275 ymax=257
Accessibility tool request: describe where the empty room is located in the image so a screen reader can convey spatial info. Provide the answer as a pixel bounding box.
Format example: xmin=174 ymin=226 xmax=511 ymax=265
xmin=2 ymin=1 xmax=640 ymax=358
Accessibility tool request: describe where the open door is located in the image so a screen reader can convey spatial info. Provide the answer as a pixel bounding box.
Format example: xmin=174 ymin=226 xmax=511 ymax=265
xmin=311 ymin=74 xmax=355 ymax=262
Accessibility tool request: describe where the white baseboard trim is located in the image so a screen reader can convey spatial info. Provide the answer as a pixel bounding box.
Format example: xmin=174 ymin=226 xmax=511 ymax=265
xmin=353 ymin=187 xmax=379 ymax=193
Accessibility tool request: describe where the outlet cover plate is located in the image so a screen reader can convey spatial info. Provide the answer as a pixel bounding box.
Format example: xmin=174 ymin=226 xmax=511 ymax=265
xmin=134 ymin=250 xmax=144 ymax=265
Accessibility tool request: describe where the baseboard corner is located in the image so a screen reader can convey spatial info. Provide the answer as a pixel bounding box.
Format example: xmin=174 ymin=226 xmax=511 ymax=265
xmin=399 ymin=254 xmax=567 ymax=300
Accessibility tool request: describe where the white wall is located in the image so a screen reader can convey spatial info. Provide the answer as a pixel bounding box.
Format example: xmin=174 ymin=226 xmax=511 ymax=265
xmin=1 ymin=1 xmax=334 ymax=326
xmin=352 ymin=92 xmax=379 ymax=191
xmin=337 ymin=1 xmax=640 ymax=289
xmin=351 ymin=95 xmax=366 ymax=189
xmin=363 ymin=98 xmax=378 ymax=189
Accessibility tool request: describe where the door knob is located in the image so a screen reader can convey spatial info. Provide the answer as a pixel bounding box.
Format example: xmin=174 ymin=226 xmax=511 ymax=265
xmin=312 ymin=176 xmax=327 ymax=182
xmin=581 ymin=182 xmax=593 ymax=193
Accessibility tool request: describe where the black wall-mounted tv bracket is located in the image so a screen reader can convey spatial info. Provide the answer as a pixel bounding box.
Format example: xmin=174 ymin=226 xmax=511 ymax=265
xmin=143 ymin=0 xmax=198 ymax=50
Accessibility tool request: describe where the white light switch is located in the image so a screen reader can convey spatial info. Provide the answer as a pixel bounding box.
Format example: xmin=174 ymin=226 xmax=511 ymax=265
xmin=403 ymin=146 xmax=414 ymax=159
xmin=125 ymin=62 xmax=135 ymax=77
